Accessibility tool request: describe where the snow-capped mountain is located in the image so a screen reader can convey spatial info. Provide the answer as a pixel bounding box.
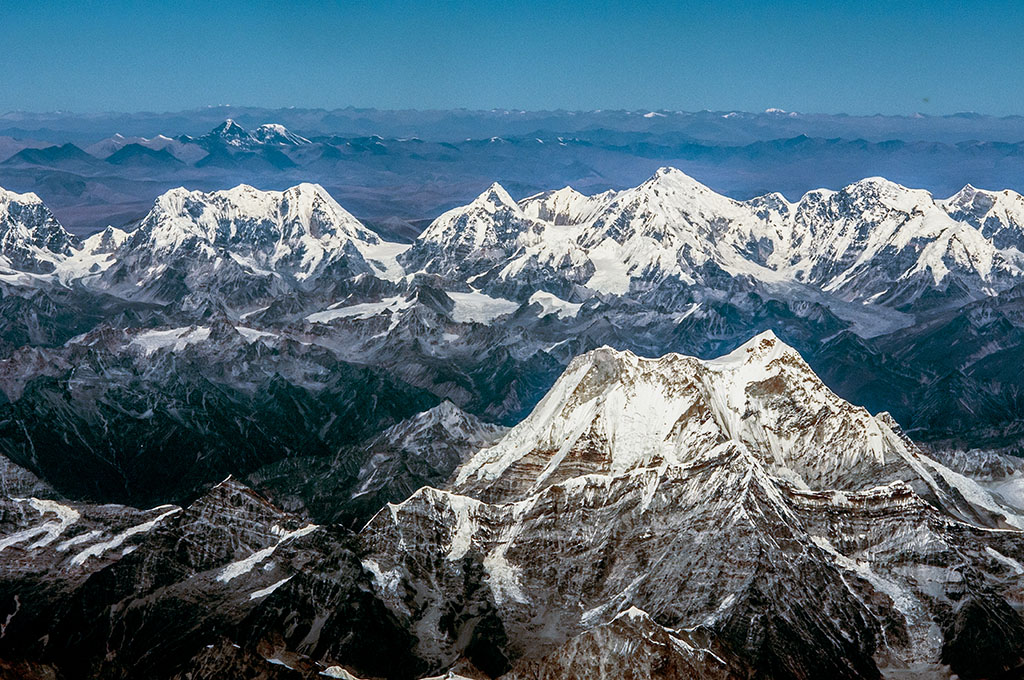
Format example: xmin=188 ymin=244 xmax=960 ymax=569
xmin=5 ymin=334 xmax=1022 ymax=679
xmin=405 ymin=168 xmax=1023 ymax=308
xmin=0 ymin=187 xmax=77 ymax=274
xmin=197 ymin=117 xmax=256 ymax=149
xmin=191 ymin=119 xmax=311 ymax=151
xmin=81 ymin=182 xmax=395 ymax=304
xmin=399 ymin=182 xmax=540 ymax=279
xmin=941 ymin=183 xmax=1024 ymax=252
xmin=518 ymin=185 xmax=617 ymax=225
xmin=251 ymin=123 xmax=312 ymax=146
xmin=781 ymin=177 xmax=1014 ymax=306
xmin=361 ymin=333 xmax=1024 ymax=678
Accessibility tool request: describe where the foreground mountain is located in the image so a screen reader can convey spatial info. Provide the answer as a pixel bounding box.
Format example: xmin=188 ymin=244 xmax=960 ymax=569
xmin=361 ymin=333 xmax=1024 ymax=679
xmin=0 ymin=473 xmax=424 ymax=680
xmin=2 ymin=334 xmax=1021 ymax=679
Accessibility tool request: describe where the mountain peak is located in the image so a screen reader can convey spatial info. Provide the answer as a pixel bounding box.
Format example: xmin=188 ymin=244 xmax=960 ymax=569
xmin=705 ymin=329 xmax=796 ymax=370
xmin=0 ymin=186 xmax=43 ymax=206
xmin=98 ymin=182 xmax=384 ymax=296
xmin=202 ymin=119 xmax=255 ymax=148
xmin=215 ymin=118 xmax=243 ymax=132
xmin=842 ymin=176 xmax=931 ymax=206
xmin=454 ymin=331 xmax=908 ymax=502
xmin=646 ymin=166 xmax=707 ymax=188
xmin=252 ymin=123 xmax=311 ymax=145
xmin=0 ymin=184 xmax=76 ymax=272
xmin=630 ymin=166 xmax=733 ymax=208
xmin=473 ymin=182 xmax=517 ymax=210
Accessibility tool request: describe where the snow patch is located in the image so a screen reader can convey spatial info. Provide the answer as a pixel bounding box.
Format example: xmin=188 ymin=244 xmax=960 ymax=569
xmin=249 ymin=576 xmax=293 ymax=600
xmin=447 ymin=290 xmax=519 ymax=324
xmin=217 ymin=524 xmax=317 ymax=583
xmin=70 ymin=507 xmax=180 ymax=566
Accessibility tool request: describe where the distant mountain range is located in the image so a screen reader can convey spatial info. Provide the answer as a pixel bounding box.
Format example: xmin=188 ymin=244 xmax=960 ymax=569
xmin=2 ymin=112 xmax=1024 ymax=235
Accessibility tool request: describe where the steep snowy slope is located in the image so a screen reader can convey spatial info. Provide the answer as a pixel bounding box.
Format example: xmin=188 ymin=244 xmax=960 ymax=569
xmin=0 ymin=187 xmax=77 ymax=274
xmin=362 ymin=333 xmax=1024 ymax=679
xmin=251 ymin=123 xmax=312 ymax=146
xmin=404 ymin=169 xmax=1023 ymax=307
xmin=941 ymin=183 xmax=1024 ymax=252
xmin=399 ymin=182 xmax=541 ymax=280
xmin=81 ymin=183 xmax=395 ymax=304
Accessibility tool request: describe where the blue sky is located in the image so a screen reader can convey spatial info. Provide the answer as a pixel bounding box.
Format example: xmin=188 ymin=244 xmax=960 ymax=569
xmin=2 ymin=0 xmax=1022 ymax=115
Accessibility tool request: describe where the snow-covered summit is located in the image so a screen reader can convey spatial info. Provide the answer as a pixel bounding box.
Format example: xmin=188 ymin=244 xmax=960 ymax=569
xmin=518 ymin=186 xmax=616 ymax=225
xmin=408 ymin=167 xmax=1024 ymax=305
xmin=204 ymin=118 xmax=254 ymax=148
xmin=941 ymin=184 xmax=1024 ymax=251
xmin=251 ymin=123 xmax=311 ymax=146
xmin=0 ymin=185 xmax=77 ymax=273
xmin=452 ymin=330 xmax=979 ymax=504
xmin=401 ymin=182 xmax=539 ymax=276
xmin=86 ymin=183 xmax=395 ymax=299
xmin=137 ymin=182 xmax=380 ymax=251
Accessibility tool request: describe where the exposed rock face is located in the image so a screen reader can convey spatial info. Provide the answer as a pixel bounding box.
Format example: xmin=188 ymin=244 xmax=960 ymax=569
xmin=0 ymin=475 xmax=423 ymax=680
xmin=246 ymin=400 xmax=506 ymax=526
xmin=501 ymin=608 xmax=741 ymax=680
xmin=0 ymin=322 xmax=438 ymax=506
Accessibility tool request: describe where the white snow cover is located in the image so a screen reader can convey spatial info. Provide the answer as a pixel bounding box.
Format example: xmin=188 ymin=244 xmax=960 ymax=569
xmin=519 ymin=186 xmax=617 ymax=225
xmin=452 ymin=331 xmax=1002 ymax=507
xmin=130 ymin=326 xmax=212 ymax=355
xmin=415 ymin=182 xmax=522 ymax=254
xmin=0 ymin=187 xmax=75 ymax=272
xmin=217 ymin=523 xmax=317 ymax=583
xmin=306 ymin=295 xmax=414 ymax=324
xmin=411 ymin=168 xmax=1024 ymax=304
xmin=251 ymin=123 xmax=312 ymax=145
xmin=248 ymin=576 xmax=293 ymax=600
xmin=447 ymin=290 xmax=520 ymax=323
xmin=70 ymin=506 xmax=181 ymax=567
xmin=86 ymin=183 xmax=397 ymax=289
xmin=528 ymin=290 xmax=582 ymax=318
xmin=320 ymin=667 xmax=368 ymax=679
xmin=0 ymin=498 xmax=80 ymax=553
xmin=941 ymin=184 xmax=1024 ymax=248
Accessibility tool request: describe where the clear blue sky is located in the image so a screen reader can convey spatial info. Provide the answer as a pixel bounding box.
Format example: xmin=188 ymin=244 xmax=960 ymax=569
xmin=3 ymin=0 xmax=1022 ymax=115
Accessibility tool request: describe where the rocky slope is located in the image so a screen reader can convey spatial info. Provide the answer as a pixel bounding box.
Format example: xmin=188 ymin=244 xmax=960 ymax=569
xmin=0 ymin=334 xmax=1022 ymax=679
